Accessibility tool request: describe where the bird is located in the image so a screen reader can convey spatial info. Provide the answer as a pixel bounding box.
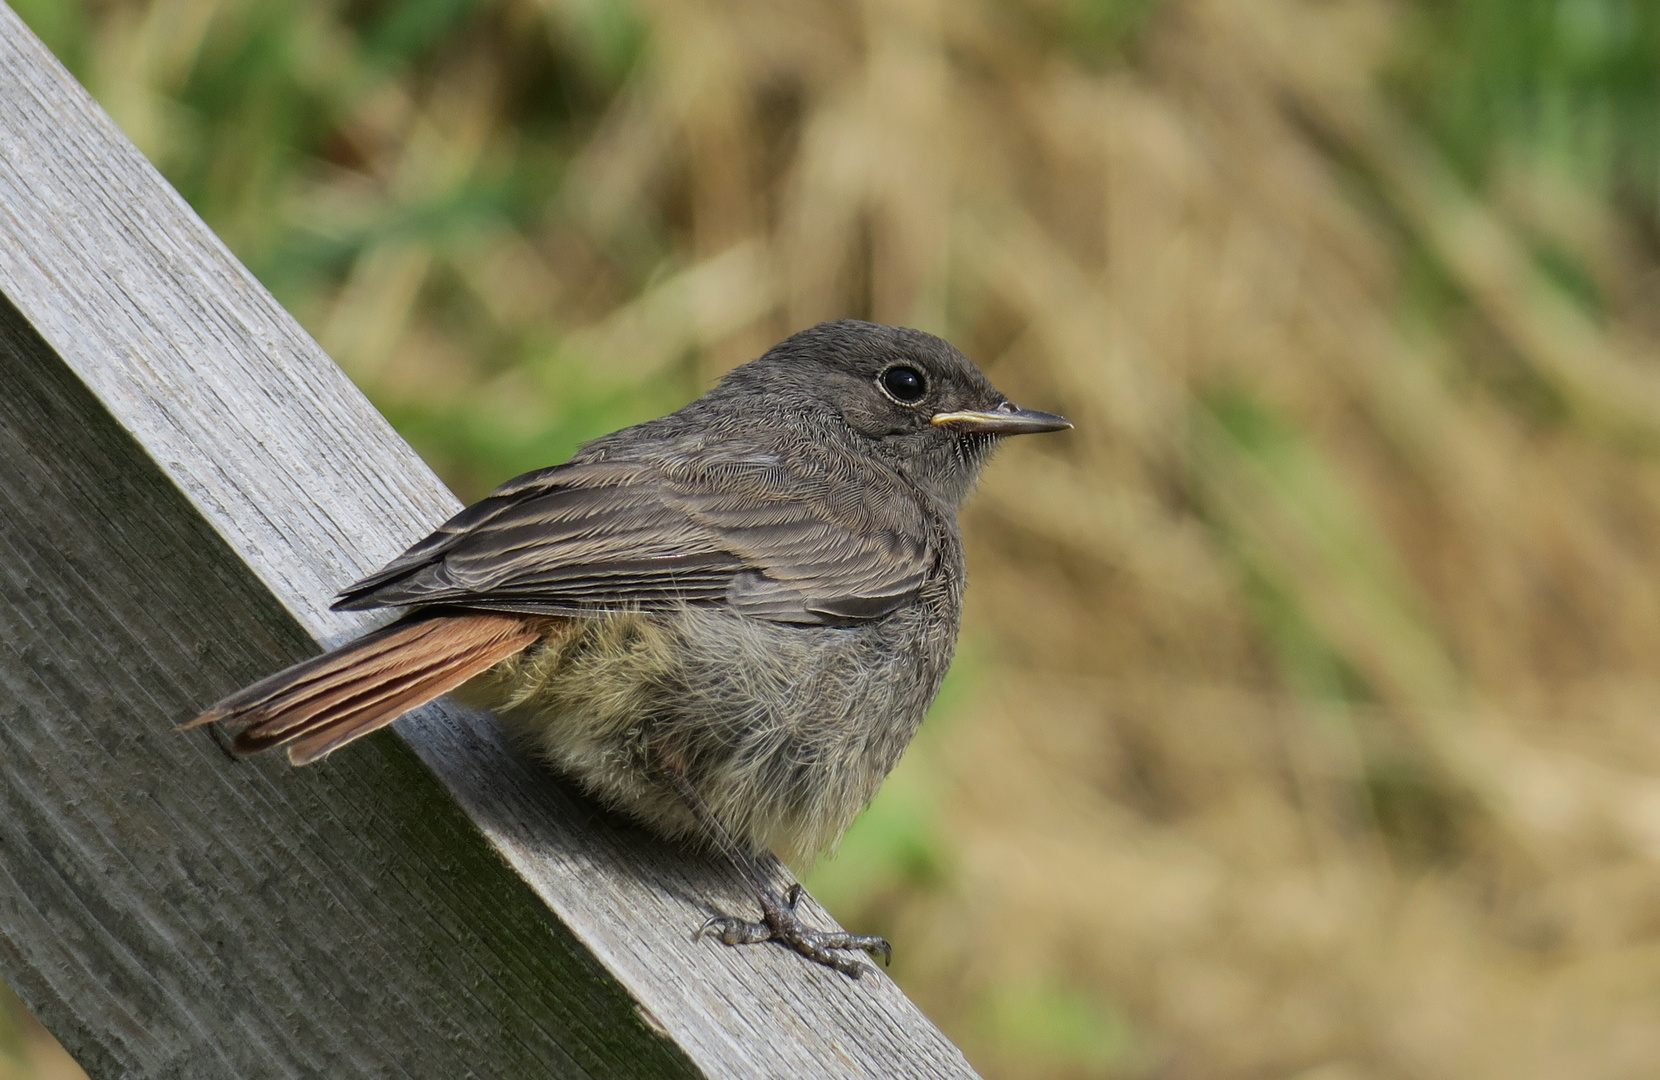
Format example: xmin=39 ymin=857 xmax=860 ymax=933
xmin=185 ymin=319 xmax=1071 ymax=976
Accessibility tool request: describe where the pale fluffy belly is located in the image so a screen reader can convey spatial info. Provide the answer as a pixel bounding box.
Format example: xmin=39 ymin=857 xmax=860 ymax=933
xmin=454 ymin=604 xmax=942 ymax=862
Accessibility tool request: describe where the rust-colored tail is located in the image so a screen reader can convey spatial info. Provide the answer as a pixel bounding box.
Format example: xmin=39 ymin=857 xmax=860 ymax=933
xmin=183 ymin=613 xmax=544 ymax=765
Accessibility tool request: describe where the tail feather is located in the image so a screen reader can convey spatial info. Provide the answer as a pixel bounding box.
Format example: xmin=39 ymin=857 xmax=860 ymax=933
xmin=280 ymin=630 xmax=533 ymax=764
xmin=184 ymin=612 xmax=544 ymax=764
xmin=195 ymin=615 xmax=482 ymax=734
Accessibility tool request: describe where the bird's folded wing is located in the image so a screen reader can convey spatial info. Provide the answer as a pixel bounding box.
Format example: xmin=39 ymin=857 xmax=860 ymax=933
xmin=333 ymin=452 xmax=934 ymax=625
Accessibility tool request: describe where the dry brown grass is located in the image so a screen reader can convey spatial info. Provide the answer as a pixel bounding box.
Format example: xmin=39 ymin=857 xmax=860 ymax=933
xmin=0 ymin=986 xmax=84 ymax=1080
xmin=12 ymin=0 xmax=1660 ymax=1076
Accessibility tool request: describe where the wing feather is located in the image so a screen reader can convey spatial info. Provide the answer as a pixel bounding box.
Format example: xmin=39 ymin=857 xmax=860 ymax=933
xmin=333 ymin=450 xmax=935 ymax=625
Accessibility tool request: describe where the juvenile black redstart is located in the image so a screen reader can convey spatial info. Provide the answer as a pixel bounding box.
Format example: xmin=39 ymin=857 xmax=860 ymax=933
xmin=188 ymin=319 xmax=1070 ymax=976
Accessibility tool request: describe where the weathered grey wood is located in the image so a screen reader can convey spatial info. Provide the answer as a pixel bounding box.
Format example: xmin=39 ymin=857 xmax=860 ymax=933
xmin=0 ymin=294 xmax=699 ymax=1079
xmin=0 ymin=5 xmax=979 ymax=1078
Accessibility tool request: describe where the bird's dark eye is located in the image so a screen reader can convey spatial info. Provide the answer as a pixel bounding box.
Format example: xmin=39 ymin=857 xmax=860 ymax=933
xmin=880 ymin=365 xmax=927 ymax=404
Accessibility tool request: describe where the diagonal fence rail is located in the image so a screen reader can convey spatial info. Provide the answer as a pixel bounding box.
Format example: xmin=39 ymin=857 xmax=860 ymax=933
xmin=0 ymin=5 xmax=977 ymax=1076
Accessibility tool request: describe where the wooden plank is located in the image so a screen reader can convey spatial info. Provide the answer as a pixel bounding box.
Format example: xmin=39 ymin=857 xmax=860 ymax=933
xmin=0 ymin=5 xmax=979 ymax=1078
xmin=0 ymin=293 xmax=699 ymax=1079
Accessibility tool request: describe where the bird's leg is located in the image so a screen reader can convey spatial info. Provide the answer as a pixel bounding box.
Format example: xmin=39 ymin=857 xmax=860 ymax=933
xmin=658 ymin=763 xmax=891 ymax=978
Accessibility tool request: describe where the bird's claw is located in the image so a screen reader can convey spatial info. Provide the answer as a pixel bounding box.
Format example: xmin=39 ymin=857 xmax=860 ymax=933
xmin=696 ymin=914 xmax=772 ymax=946
xmin=696 ymin=888 xmax=892 ymax=978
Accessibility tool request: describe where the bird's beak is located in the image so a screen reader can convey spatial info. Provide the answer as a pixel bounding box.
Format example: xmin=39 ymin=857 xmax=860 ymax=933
xmin=930 ymin=402 xmax=1073 ymax=436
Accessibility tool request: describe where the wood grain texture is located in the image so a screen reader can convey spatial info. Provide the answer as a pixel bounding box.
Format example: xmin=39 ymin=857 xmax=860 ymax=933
xmin=0 ymin=296 xmax=699 ymax=1079
xmin=0 ymin=5 xmax=979 ymax=1079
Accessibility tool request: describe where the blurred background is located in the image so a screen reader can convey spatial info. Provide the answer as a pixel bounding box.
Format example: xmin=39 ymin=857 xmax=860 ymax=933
xmin=7 ymin=0 xmax=1660 ymax=1077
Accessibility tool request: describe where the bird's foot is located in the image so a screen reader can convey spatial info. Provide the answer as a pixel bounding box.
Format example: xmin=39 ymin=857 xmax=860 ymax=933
xmin=697 ymin=883 xmax=892 ymax=978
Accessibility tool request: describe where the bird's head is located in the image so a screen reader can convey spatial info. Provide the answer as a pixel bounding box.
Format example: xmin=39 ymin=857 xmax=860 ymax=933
xmin=721 ymin=319 xmax=1071 ymax=510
